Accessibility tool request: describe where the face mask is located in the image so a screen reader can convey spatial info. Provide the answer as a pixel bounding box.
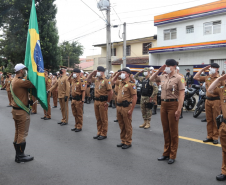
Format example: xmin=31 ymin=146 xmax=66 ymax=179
xmin=209 ymin=68 xmax=216 ymax=74
xmin=73 ymin=74 xmax=77 ymax=78
xmin=118 ymin=75 xmax=121 ymax=78
xmin=96 ymin=72 xmax=101 ymax=77
xmin=121 ymin=73 xmax=126 ymax=79
xmin=143 ymin=72 xmax=148 ymax=76
xmin=165 ymin=67 xmax=171 ymax=74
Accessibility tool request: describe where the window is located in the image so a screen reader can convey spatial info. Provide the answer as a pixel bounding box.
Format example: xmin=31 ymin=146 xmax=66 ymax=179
xmin=143 ymin=43 xmax=152 ymax=55
xmin=111 ymin=48 xmax=116 ymax=56
xmin=126 ymin=45 xmax=131 ymax=56
xmin=164 ymin=28 xmax=177 ymax=40
xmin=186 ymin=25 xmax=194 ymax=34
xmin=204 ymin=20 xmax=221 ymax=35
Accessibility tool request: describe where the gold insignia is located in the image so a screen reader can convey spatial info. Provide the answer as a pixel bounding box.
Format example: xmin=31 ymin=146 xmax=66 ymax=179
xmin=181 ymin=78 xmax=185 ymax=83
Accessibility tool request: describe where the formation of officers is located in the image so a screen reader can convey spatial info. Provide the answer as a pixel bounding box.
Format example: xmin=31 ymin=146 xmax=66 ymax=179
xmin=3 ymin=59 xmax=226 ymax=182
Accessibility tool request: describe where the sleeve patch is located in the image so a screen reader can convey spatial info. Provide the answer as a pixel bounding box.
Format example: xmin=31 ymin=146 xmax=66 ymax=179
xmin=108 ymin=81 xmax=111 ymax=84
xmin=133 ymin=85 xmax=136 ymax=89
xmin=82 ymin=84 xmax=85 ymax=87
xmin=181 ymin=78 xmax=185 ymax=83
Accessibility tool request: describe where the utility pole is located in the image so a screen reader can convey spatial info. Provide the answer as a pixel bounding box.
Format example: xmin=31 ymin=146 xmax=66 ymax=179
xmin=122 ymin=22 xmax=126 ymax=68
xmin=106 ymin=1 xmax=111 ymax=73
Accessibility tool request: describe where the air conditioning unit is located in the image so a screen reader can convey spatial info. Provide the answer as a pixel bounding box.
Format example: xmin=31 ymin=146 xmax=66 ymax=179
xmin=97 ymin=0 xmax=110 ymax=11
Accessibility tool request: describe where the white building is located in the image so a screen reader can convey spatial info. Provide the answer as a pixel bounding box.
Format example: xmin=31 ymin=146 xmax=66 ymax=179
xmin=149 ymin=0 xmax=226 ymax=74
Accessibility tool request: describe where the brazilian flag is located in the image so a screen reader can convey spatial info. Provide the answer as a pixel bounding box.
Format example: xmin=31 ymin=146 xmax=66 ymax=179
xmin=24 ymin=0 xmax=47 ymax=110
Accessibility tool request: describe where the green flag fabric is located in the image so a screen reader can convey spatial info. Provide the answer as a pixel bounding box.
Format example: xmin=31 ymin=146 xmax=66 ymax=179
xmin=24 ymin=0 xmax=47 ymax=110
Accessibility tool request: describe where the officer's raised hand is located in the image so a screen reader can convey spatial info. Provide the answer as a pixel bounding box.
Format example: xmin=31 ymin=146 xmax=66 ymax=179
xmin=158 ymin=65 xmax=166 ymax=73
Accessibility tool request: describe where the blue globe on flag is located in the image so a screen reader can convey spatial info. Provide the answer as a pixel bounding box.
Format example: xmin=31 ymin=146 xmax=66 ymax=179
xmin=33 ymin=40 xmax=44 ymax=73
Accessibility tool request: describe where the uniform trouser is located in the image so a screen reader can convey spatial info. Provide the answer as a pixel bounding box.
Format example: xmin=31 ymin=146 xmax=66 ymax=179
xmin=153 ymin=96 xmax=157 ymax=105
xmin=220 ymin=122 xmax=226 ymax=175
xmin=71 ymin=100 xmax=83 ymax=129
xmin=52 ymin=91 xmax=58 ymax=107
xmin=7 ymin=91 xmax=12 ymax=105
xmin=94 ymin=101 xmax=108 ymax=136
xmin=115 ymin=94 xmax=118 ymax=117
xmin=32 ymin=96 xmax=37 ymax=113
xmin=117 ymin=105 xmax=132 ymax=145
xmin=59 ymin=98 xmax=69 ymax=123
xmin=141 ymin=96 xmax=152 ymax=121
xmin=12 ymin=109 xmax=30 ymax=144
xmin=205 ymin=99 xmax=220 ymax=140
xmin=43 ymin=93 xmax=51 ymax=118
xmin=85 ymin=87 xmax=91 ymax=97
xmin=161 ymin=101 xmax=179 ymax=159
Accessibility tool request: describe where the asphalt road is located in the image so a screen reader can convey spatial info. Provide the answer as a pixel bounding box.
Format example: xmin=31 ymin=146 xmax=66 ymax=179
xmin=0 ymin=90 xmax=223 ymax=185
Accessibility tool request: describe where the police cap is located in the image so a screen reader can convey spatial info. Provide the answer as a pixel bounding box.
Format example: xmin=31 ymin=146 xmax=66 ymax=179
xmin=121 ymin=68 xmax=132 ymax=74
xmin=165 ymin=59 xmax=177 ymax=66
xmin=97 ymin=66 xmax=105 ymax=72
xmin=211 ymin=63 xmax=220 ymax=68
xmin=73 ymin=68 xmax=81 ymax=73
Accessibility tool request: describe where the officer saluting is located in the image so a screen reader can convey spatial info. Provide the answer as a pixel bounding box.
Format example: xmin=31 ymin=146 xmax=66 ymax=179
xmin=208 ymin=74 xmax=226 ymax=181
xmin=112 ymin=68 xmax=137 ymax=149
xmin=194 ymin=63 xmax=223 ymax=144
xmin=87 ymin=66 xmax=113 ymax=140
xmin=68 ymin=68 xmax=86 ymax=132
xmin=41 ymin=69 xmax=51 ymax=120
xmin=11 ymin=64 xmax=34 ymax=163
xmin=49 ymin=66 xmax=70 ymax=126
xmin=150 ymin=59 xmax=185 ymax=164
xmin=134 ymin=67 xmax=158 ymax=129
xmin=2 ymin=73 xmax=13 ymax=107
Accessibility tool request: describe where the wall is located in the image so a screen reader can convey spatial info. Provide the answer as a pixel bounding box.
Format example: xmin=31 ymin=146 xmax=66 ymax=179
xmin=157 ymin=14 xmax=226 ymax=47
xmin=149 ymin=48 xmax=226 ymax=66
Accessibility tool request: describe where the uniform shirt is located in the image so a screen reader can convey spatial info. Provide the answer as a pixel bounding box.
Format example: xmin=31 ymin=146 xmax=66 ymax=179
xmin=117 ymin=78 xmax=137 ymax=103
xmin=71 ymin=77 xmax=86 ymax=97
xmin=2 ymin=77 xmax=12 ymax=92
xmin=199 ymin=75 xmax=224 ymax=98
xmin=156 ymin=73 xmax=185 ymax=99
xmin=114 ymin=78 xmax=121 ymax=95
xmin=45 ymin=76 xmax=52 ymax=90
xmin=49 ymin=74 xmax=70 ymax=98
xmin=52 ymin=77 xmax=58 ymax=91
xmin=213 ymin=84 xmax=226 ymax=117
xmin=91 ymin=75 xmax=112 ymax=98
xmin=11 ymin=77 xmax=35 ymax=108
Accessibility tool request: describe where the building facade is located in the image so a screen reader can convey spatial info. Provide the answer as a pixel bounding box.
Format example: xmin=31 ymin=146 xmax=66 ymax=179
xmin=149 ymin=0 xmax=226 ymax=75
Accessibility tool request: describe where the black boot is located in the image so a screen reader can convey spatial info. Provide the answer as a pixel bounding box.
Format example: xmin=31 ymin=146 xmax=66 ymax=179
xmin=87 ymin=97 xmax=91 ymax=104
xmin=108 ymin=100 xmax=112 ymax=107
xmin=13 ymin=142 xmax=30 ymax=162
xmin=84 ymin=97 xmax=87 ymax=103
xmin=15 ymin=142 xmax=34 ymax=163
xmin=152 ymin=105 xmax=157 ymax=115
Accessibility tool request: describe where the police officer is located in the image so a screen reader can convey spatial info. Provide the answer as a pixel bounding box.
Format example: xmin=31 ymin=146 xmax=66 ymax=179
xmin=2 ymin=73 xmax=13 ymax=107
xmin=68 ymin=68 xmax=86 ymax=132
xmin=194 ymin=63 xmax=223 ymax=144
xmin=112 ymin=68 xmax=137 ymax=149
xmin=52 ymin=73 xmax=58 ymax=108
xmin=11 ymin=64 xmax=34 ymax=163
xmin=113 ymin=70 xmax=122 ymax=122
xmin=84 ymin=72 xmax=91 ymax=104
xmin=208 ymin=74 xmax=226 ymax=181
xmin=49 ymin=66 xmax=70 ymax=126
xmin=134 ymin=67 xmax=158 ymax=129
xmin=41 ymin=69 xmax=51 ymax=120
xmin=87 ymin=66 xmax=112 ymax=140
xmin=185 ymin=69 xmax=193 ymax=88
xmin=108 ymin=71 xmax=114 ymax=107
xmin=150 ymin=59 xmax=185 ymax=164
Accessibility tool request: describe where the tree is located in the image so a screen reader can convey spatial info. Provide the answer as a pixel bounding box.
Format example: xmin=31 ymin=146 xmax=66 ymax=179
xmin=0 ymin=0 xmax=60 ymax=72
xmin=59 ymin=41 xmax=83 ymax=68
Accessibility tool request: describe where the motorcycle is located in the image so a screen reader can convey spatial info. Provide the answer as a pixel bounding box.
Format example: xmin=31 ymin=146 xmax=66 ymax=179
xmin=90 ymin=83 xmax=95 ymax=102
xmin=183 ymin=85 xmax=200 ymax=110
xmin=193 ymin=83 xmax=206 ymax=118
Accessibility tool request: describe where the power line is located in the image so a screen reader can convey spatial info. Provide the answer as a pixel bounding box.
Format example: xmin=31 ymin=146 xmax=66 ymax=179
xmin=112 ymin=6 xmax=122 ymax=23
xmin=117 ymin=0 xmax=200 ymax=14
xmin=67 ymin=27 xmax=106 ymax=42
xmin=80 ymin=0 xmax=106 ymax=23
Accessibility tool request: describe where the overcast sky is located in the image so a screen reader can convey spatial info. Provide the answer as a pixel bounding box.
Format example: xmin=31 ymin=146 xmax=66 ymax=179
xmin=55 ymin=0 xmax=217 ymax=58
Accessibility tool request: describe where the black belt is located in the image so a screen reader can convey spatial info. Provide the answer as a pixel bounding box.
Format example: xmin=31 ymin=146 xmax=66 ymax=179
xmin=206 ymin=97 xmax=220 ymax=101
xmin=87 ymin=85 xmax=90 ymax=87
xmin=13 ymin=105 xmax=29 ymax=110
xmin=94 ymin=96 xmax=108 ymax=102
xmin=117 ymin=101 xmax=131 ymax=107
xmin=161 ymin=99 xmax=178 ymax=102
xmin=72 ymin=96 xmax=82 ymax=101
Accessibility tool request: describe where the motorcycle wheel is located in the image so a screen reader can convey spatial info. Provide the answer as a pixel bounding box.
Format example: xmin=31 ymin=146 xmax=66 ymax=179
xmin=193 ymin=100 xmax=205 ymax=118
xmin=185 ymin=97 xmax=196 ymax=110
